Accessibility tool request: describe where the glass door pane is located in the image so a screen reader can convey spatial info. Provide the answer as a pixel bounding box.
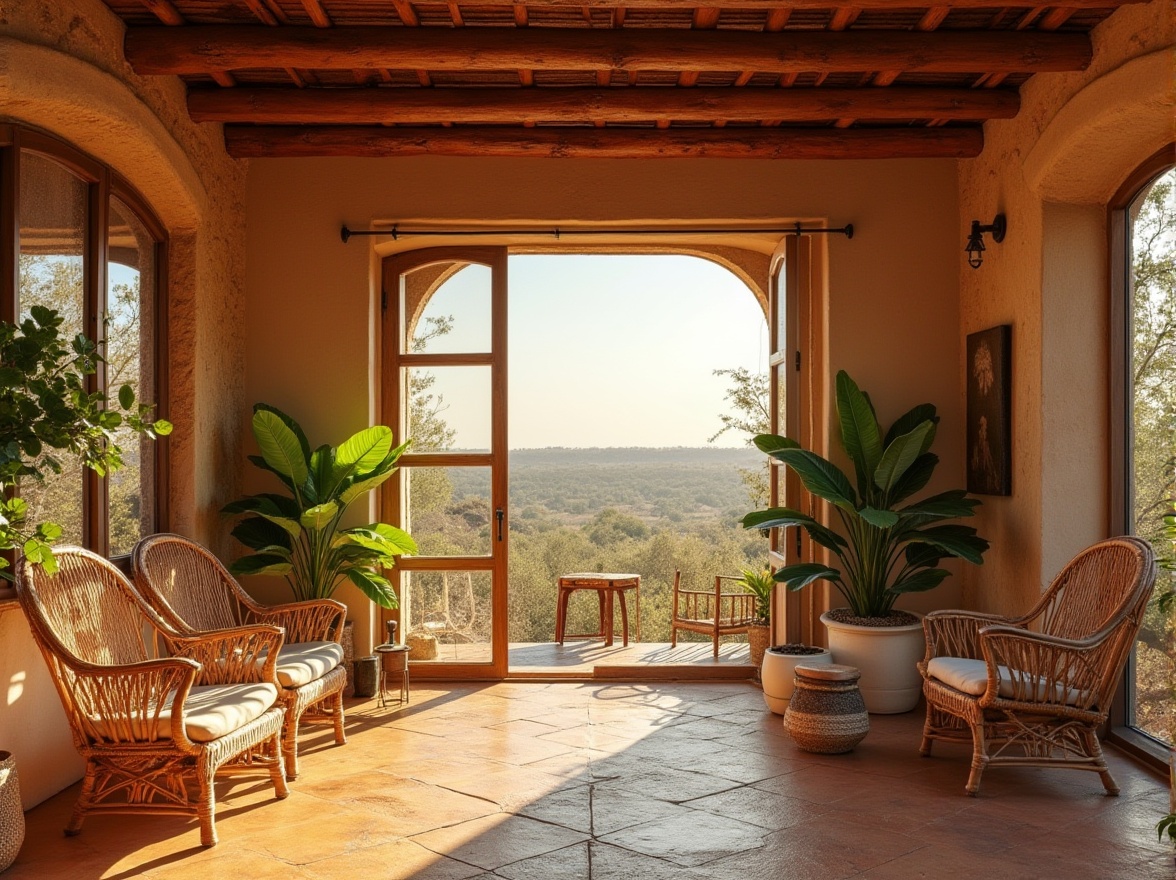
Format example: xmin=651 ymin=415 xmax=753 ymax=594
xmin=383 ymin=249 xmax=507 ymax=679
xmin=1126 ymin=167 xmax=1175 ymax=747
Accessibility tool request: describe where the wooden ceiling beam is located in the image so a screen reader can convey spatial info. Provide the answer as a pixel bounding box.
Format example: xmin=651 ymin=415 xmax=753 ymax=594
xmin=235 ymin=0 xmax=1134 ymax=7
xmin=224 ymin=124 xmax=984 ymax=159
xmin=190 ymin=85 xmax=1019 ymax=124
xmin=126 ymin=27 xmax=1093 ymax=75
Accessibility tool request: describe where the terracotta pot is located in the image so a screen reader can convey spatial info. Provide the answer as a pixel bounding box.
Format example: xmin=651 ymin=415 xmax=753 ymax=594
xmin=0 ymin=750 xmax=24 ymax=872
xmin=820 ymin=611 xmax=924 ymax=714
xmin=761 ymin=646 xmax=833 ymax=714
xmin=746 ymin=622 xmax=771 ymax=669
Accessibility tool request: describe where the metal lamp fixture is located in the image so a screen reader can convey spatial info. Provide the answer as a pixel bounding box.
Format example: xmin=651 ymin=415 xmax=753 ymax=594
xmin=965 ymin=213 xmax=1007 ymax=269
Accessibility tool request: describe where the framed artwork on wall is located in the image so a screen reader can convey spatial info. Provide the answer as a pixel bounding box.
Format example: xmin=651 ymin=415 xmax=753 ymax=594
xmin=966 ymin=324 xmax=1012 ymax=496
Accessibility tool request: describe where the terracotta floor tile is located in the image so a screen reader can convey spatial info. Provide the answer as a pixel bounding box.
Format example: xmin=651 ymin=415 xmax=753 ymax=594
xmin=597 ymin=808 xmax=769 ymax=867
xmin=13 ymin=683 xmax=1165 ymax=880
xmin=410 ymin=813 xmax=588 ymax=870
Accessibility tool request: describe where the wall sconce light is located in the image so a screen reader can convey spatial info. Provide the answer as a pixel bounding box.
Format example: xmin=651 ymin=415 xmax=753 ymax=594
xmin=965 ymin=214 xmax=1007 ymax=269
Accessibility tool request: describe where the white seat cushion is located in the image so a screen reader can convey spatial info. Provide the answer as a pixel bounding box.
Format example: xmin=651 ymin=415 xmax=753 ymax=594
xmin=927 ymin=656 xmax=1089 ymax=707
xmin=86 ymin=682 xmax=279 ymax=744
xmin=274 ymin=641 xmax=344 ymax=689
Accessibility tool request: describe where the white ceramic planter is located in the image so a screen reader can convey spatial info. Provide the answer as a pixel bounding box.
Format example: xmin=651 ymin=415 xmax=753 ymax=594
xmin=761 ymin=647 xmax=833 ymax=714
xmin=820 ymin=611 xmax=924 ymax=714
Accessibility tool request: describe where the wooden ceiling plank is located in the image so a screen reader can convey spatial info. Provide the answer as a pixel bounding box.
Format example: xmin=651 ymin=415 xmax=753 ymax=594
xmin=127 ymin=27 xmax=1095 ymax=75
xmin=392 ymin=1 xmax=420 ymax=27
xmin=1040 ymin=8 xmax=1077 ymax=29
xmin=139 ymin=0 xmax=184 ymax=26
xmin=300 ymin=0 xmax=332 ymax=28
xmin=242 ymin=0 xmax=280 ymax=27
xmin=765 ymin=9 xmax=791 ymax=31
xmin=224 ymin=124 xmax=986 ymax=159
xmin=189 ymin=85 xmax=1021 ymax=124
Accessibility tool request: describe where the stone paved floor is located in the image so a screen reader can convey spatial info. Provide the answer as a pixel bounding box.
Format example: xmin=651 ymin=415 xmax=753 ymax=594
xmin=7 ymin=682 xmax=1172 ymax=879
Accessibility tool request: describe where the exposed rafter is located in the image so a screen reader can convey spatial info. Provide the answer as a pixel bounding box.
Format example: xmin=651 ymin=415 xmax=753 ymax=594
xmin=224 ymin=124 xmax=985 ymax=159
xmin=188 ymin=85 xmax=1019 ymax=125
xmin=124 ymin=27 xmax=1093 ymax=77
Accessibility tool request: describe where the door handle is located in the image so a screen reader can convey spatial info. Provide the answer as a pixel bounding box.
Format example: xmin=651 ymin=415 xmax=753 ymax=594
xmin=495 ymin=508 xmax=505 ymax=542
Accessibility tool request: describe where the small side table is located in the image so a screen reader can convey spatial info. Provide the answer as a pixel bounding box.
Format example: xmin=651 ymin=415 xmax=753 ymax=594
xmin=375 ymin=644 xmax=410 ymax=708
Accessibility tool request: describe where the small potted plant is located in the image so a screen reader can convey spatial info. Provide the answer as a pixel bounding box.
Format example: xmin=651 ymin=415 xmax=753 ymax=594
xmin=743 ymin=370 xmax=989 ymax=713
xmin=738 ymin=566 xmax=774 ymax=668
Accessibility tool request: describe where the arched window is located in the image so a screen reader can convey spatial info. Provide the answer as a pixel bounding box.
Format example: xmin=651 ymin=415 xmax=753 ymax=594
xmin=1110 ymin=144 xmax=1176 ymax=753
xmin=1 ymin=125 xmax=168 ymax=557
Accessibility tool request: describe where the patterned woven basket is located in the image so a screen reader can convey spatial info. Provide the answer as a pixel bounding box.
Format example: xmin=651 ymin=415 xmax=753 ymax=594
xmin=0 ymin=750 xmax=24 ymax=871
xmin=783 ymin=663 xmax=870 ymax=754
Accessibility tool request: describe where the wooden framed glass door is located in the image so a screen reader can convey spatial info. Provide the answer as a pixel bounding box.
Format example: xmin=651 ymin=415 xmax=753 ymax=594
xmin=381 ymin=247 xmax=508 ymax=679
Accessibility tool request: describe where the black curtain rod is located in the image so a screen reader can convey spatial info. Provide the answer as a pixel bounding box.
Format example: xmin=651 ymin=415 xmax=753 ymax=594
xmin=340 ymin=222 xmax=853 ymax=243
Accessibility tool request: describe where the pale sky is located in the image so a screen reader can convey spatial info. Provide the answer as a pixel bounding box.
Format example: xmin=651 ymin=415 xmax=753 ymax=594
xmin=411 ymin=254 xmax=769 ymax=449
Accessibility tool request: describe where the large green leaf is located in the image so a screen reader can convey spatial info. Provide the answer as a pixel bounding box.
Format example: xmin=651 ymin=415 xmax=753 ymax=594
xmin=753 ymin=434 xmax=800 ymax=457
xmin=368 ymin=522 xmax=418 ymax=554
xmin=884 ymin=403 xmax=938 ymax=449
xmin=905 ymin=542 xmax=945 ymax=569
xmin=874 ymin=421 xmax=933 ymax=497
xmin=336 ymin=426 xmax=393 ymax=477
xmin=253 ymin=410 xmax=309 ymax=485
xmin=338 ymin=468 xmax=395 ymax=505
xmin=888 ymin=453 xmax=939 ymax=504
xmin=908 ymin=524 xmax=989 ymax=565
xmin=253 ymin=403 xmax=311 ymax=464
xmin=231 ymin=516 xmax=293 ymax=552
xmin=890 ymin=567 xmax=951 ymax=593
xmin=773 ymin=562 xmax=842 ymax=591
xmin=773 ymin=448 xmax=857 ymax=511
xmin=835 ymin=371 xmax=883 ymax=492
xmin=344 ymin=567 xmax=399 ymax=609
xmin=858 ymin=506 xmax=899 ymax=529
xmin=741 ymin=507 xmax=848 ymax=552
xmin=229 ymin=553 xmax=294 ymax=577
xmin=310 ymin=444 xmax=335 ymax=498
xmin=246 ymin=454 xmax=296 ymax=492
xmin=300 ymin=501 xmax=340 ymax=531
xmin=222 ymin=494 xmax=304 ymax=538
xmin=899 ymin=490 xmax=980 ymax=521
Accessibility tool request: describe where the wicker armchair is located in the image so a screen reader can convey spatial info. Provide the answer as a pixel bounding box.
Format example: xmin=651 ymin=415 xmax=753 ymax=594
xmin=132 ymin=534 xmax=347 ymax=780
xmin=919 ymin=536 xmax=1155 ymax=796
xmin=670 ymin=572 xmax=758 ymax=658
xmin=15 ymin=547 xmax=288 ymax=846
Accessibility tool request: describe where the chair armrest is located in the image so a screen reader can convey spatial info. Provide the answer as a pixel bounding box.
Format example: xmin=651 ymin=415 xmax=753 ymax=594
xmin=251 ymin=599 xmax=347 ymax=644
xmin=68 ymin=657 xmax=202 ymax=750
xmin=164 ymin=625 xmax=285 ymax=687
xmin=921 ymin=610 xmax=1018 ymax=666
xmin=977 ymin=625 xmax=1111 ymax=712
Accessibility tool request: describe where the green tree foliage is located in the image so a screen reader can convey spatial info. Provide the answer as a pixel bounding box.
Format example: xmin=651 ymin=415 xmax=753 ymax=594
xmin=709 ymin=367 xmax=771 ymax=507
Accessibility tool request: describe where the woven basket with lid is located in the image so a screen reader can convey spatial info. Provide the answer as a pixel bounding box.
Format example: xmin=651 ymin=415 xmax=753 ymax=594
xmin=783 ymin=663 xmax=870 ymax=754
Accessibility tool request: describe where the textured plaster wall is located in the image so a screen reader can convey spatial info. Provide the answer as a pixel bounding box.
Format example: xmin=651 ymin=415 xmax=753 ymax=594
xmin=245 ymin=156 xmax=964 ymax=648
xmin=959 ymin=0 xmax=1176 ymax=614
xmin=0 ymin=0 xmax=246 ymax=807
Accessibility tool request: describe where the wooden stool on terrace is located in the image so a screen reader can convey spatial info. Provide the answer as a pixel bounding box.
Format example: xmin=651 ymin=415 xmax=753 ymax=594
xmin=555 ymin=573 xmax=641 ymax=647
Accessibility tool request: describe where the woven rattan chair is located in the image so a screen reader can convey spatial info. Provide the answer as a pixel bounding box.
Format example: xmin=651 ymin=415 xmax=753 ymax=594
xmin=16 ymin=547 xmax=289 ymax=846
xmin=132 ymin=533 xmax=347 ymax=780
xmin=919 ymin=536 xmax=1156 ymax=796
xmin=670 ymin=571 xmax=757 ymax=658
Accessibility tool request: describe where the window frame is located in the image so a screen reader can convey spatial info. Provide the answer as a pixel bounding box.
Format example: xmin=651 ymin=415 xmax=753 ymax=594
xmin=1106 ymin=141 xmax=1176 ymax=770
xmin=0 ymin=123 xmax=169 ymax=560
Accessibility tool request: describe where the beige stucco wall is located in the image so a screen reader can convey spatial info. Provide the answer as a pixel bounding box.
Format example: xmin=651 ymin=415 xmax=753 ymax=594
xmin=244 ymin=154 xmax=965 ymax=648
xmin=0 ymin=0 xmax=246 ymax=807
xmin=959 ymin=0 xmax=1176 ymax=615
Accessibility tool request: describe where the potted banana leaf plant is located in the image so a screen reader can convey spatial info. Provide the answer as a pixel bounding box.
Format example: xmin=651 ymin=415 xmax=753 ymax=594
xmin=223 ymin=405 xmax=417 ymax=686
xmin=743 ymin=370 xmax=989 ymax=713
